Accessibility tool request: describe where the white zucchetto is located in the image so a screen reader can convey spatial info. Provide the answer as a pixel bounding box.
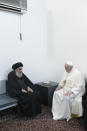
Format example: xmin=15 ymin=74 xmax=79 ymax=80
xmin=66 ymin=61 xmax=73 ymax=66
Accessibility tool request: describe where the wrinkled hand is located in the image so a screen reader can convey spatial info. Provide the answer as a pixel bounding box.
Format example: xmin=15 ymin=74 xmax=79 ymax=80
xmin=64 ymin=90 xmax=72 ymax=96
xmin=56 ymin=86 xmax=62 ymax=91
xmin=27 ymin=86 xmax=34 ymax=93
xmin=21 ymin=89 xmax=27 ymax=93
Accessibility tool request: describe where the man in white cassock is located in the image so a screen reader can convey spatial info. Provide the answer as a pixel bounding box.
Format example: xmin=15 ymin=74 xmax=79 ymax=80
xmin=52 ymin=61 xmax=85 ymax=121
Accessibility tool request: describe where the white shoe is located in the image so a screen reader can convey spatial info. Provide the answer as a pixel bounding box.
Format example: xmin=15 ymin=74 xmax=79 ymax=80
xmin=67 ymin=116 xmax=72 ymax=121
xmin=53 ymin=117 xmax=58 ymax=120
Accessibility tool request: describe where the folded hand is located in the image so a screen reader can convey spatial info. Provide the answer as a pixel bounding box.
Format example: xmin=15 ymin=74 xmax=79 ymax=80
xmin=27 ymin=86 xmax=34 ymax=93
xmin=64 ymin=90 xmax=72 ymax=96
xmin=21 ymin=89 xmax=27 ymax=93
xmin=56 ymin=86 xmax=62 ymax=91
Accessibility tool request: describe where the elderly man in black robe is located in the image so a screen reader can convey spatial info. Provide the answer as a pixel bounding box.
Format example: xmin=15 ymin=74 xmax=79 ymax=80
xmin=7 ymin=62 xmax=41 ymax=120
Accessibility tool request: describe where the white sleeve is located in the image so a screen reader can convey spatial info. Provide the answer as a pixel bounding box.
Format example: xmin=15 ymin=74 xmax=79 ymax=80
xmin=59 ymin=71 xmax=67 ymax=87
xmin=71 ymin=74 xmax=85 ymax=96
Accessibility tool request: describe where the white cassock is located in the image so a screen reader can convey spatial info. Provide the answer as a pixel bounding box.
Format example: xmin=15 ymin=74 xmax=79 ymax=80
xmin=52 ymin=67 xmax=85 ymax=121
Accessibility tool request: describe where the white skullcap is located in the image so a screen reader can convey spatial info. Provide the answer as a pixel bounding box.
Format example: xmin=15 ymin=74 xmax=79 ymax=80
xmin=66 ymin=61 xmax=73 ymax=66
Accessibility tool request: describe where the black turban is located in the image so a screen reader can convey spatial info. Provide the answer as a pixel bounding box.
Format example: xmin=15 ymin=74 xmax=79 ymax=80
xmin=12 ymin=62 xmax=23 ymax=70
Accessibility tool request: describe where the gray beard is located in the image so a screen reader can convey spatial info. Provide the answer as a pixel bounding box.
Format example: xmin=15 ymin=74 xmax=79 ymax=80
xmin=16 ymin=71 xmax=23 ymax=78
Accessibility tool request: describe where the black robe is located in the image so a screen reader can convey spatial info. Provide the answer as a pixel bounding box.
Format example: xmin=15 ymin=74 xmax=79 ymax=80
xmin=7 ymin=71 xmax=41 ymax=117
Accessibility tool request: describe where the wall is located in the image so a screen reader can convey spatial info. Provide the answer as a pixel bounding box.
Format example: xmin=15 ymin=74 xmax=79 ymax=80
xmin=47 ymin=0 xmax=87 ymax=81
xmin=0 ymin=0 xmax=48 ymax=83
xmin=0 ymin=0 xmax=87 ymax=83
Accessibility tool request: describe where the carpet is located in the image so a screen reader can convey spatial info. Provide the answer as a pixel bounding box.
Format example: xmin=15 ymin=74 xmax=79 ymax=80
xmin=0 ymin=106 xmax=85 ymax=131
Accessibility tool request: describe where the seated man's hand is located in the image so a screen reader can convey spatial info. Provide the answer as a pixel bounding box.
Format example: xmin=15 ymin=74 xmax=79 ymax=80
xmin=56 ymin=86 xmax=62 ymax=91
xmin=64 ymin=90 xmax=72 ymax=96
xmin=21 ymin=89 xmax=27 ymax=93
xmin=27 ymin=86 xmax=34 ymax=93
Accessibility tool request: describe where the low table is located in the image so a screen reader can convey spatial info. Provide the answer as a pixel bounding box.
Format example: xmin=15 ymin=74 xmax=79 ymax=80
xmin=35 ymin=81 xmax=58 ymax=107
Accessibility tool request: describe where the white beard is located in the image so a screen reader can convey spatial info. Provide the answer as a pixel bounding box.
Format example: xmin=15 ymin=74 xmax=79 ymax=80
xmin=16 ymin=71 xmax=23 ymax=78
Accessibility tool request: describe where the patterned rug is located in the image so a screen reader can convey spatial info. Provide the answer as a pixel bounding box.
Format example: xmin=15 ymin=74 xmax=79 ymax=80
xmin=0 ymin=106 xmax=85 ymax=131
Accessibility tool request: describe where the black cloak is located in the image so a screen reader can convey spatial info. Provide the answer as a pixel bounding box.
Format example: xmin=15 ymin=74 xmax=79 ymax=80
xmin=7 ymin=71 xmax=41 ymax=117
